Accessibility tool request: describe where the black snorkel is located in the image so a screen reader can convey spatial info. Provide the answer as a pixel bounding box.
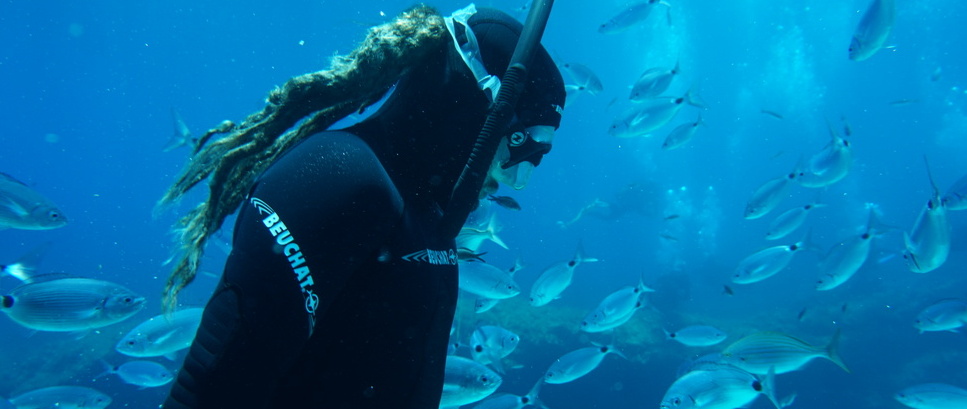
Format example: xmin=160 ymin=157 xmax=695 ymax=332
xmin=437 ymin=0 xmax=555 ymax=240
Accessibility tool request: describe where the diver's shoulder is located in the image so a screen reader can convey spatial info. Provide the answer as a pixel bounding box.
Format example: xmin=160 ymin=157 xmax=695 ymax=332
xmin=258 ymin=131 xmax=400 ymax=204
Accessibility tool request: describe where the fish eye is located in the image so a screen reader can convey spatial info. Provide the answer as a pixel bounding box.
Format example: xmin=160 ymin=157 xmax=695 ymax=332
xmin=127 ymin=340 xmax=135 ymax=346
xmin=522 ymin=397 xmax=530 ymax=404
xmin=124 ymin=297 xmax=133 ymax=303
xmin=480 ymin=375 xmax=489 ymax=383
xmin=861 ymin=233 xmax=870 ymax=239
xmin=673 ymin=398 xmax=681 ymax=405
xmin=48 ymin=211 xmax=61 ymax=219
xmin=475 ymin=345 xmax=484 ymax=352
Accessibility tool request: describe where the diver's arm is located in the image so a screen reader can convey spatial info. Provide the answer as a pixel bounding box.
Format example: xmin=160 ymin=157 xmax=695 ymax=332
xmin=164 ymin=131 xmax=403 ymax=408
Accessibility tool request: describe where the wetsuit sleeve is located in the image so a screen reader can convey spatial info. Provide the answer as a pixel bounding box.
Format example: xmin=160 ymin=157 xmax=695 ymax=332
xmin=164 ymin=131 xmax=403 ymax=409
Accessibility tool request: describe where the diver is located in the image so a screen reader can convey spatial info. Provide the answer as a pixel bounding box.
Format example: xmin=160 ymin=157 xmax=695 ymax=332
xmin=158 ymin=4 xmax=564 ymax=409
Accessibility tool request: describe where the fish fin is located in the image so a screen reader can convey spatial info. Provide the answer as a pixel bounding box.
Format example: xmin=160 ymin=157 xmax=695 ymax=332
xmin=95 ymin=359 xmax=116 ymax=379
xmin=779 ymin=393 xmax=797 ymax=408
xmin=761 ymin=366 xmax=781 ymax=409
xmin=71 ymin=330 xmax=91 ymax=340
xmin=524 ymin=377 xmax=545 ymax=408
xmin=611 ymin=345 xmax=628 ymax=360
xmin=798 ymin=228 xmax=821 ymax=253
xmin=485 ymin=213 xmax=509 ymax=250
xmin=825 ymin=328 xmax=851 ymax=373
xmin=489 ymin=355 xmax=506 ymax=374
xmin=0 ymin=173 xmax=28 ymax=186
xmin=684 ymin=84 xmax=706 ymax=109
xmin=923 ymin=155 xmax=942 ymax=198
xmin=902 ymin=232 xmax=920 ymax=269
xmin=164 ymin=352 xmax=178 ymax=361
xmin=164 ymin=108 xmax=192 ymax=152
xmin=2 ymin=242 xmax=50 ymax=282
xmin=0 ymin=195 xmax=29 ymax=217
xmin=574 ymin=242 xmax=600 ymax=264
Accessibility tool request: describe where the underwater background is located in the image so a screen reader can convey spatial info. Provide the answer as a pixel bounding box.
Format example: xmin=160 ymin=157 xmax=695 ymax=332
xmin=1 ymin=0 xmax=966 ymax=407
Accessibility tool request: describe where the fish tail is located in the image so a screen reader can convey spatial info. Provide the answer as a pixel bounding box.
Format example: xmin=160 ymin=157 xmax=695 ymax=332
xmin=684 ymin=85 xmax=706 ymax=109
xmin=95 ymin=359 xmax=116 ymax=379
xmin=761 ymin=366 xmax=782 ymax=409
xmin=486 ymin=214 xmax=509 ymax=250
xmin=3 ymin=242 xmax=50 ymax=282
xmin=575 ymin=241 xmax=600 ymax=264
xmin=825 ymin=329 xmax=851 ymax=373
xmin=525 ymin=376 xmax=547 ymax=408
xmin=798 ymin=228 xmax=822 ymax=254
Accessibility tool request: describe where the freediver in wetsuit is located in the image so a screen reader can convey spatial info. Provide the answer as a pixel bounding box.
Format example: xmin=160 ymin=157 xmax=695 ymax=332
xmin=162 ymin=5 xmax=564 ymax=409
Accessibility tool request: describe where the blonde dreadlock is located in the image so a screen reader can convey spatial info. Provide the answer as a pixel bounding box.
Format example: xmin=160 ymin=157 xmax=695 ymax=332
xmin=157 ymin=5 xmax=449 ymax=312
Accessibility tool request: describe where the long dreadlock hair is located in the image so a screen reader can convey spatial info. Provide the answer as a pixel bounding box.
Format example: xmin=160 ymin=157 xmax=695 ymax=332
xmin=157 ymin=5 xmax=449 ymax=313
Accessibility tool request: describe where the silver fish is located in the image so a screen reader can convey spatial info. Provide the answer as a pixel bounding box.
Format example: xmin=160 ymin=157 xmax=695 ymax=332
xmin=765 ymin=200 xmax=825 ymax=240
xmin=440 ymin=356 xmax=502 ymax=408
xmin=903 ymin=162 xmax=951 ymax=273
xmin=722 ymin=331 xmax=849 ymax=375
xmin=544 ymin=344 xmax=623 ymax=384
xmin=744 ymin=171 xmax=797 ymax=219
xmin=599 ymin=0 xmax=663 ymax=34
xmin=609 ymin=89 xmax=702 ymax=139
xmin=731 ymin=240 xmax=807 ymax=285
xmin=470 ymin=325 xmax=520 ymax=373
xmin=459 ymin=261 xmax=521 ymax=300
xmin=561 ymin=62 xmax=604 ymax=95
xmin=0 ymin=172 xmax=68 ymax=230
xmin=849 ymin=0 xmax=896 ymax=61
xmin=474 ymin=297 xmax=500 ymax=313
xmin=472 ymin=379 xmax=543 ymax=409
xmin=529 ymin=245 xmax=598 ymax=307
xmin=580 ymin=279 xmax=653 ymax=333
xmin=116 ymin=308 xmax=204 ymax=358
xmin=662 ymin=114 xmax=704 ymax=150
xmin=1 ymin=276 xmax=145 ymax=331
xmin=102 ymin=360 xmax=175 ymax=388
xmin=895 ymin=383 xmax=967 ymax=409
xmin=630 ymin=60 xmax=680 ymax=101
xmin=665 ymin=325 xmax=728 ymax=347
xmin=815 ymin=208 xmax=880 ymax=291
xmin=942 ymin=172 xmax=967 ymax=210
xmin=914 ymin=299 xmax=967 ymax=333
xmin=796 ymin=123 xmax=852 ymax=188
xmin=660 ymin=365 xmax=780 ymax=409
xmin=10 ymin=386 xmax=112 ymax=409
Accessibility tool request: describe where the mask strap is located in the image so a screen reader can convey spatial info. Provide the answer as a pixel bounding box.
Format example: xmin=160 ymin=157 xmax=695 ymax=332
xmin=444 ymin=4 xmax=502 ymax=102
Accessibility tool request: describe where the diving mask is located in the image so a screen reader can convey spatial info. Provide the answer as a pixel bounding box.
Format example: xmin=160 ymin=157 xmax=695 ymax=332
xmin=491 ymin=125 xmax=554 ymax=190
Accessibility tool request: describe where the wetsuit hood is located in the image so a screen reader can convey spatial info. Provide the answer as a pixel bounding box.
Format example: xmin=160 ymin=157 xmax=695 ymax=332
xmin=346 ymin=7 xmax=565 ymax=208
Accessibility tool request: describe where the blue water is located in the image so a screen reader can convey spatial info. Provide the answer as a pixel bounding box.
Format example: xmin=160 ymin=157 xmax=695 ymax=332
xmin=1 ymin=0 xmax=966 ymax=407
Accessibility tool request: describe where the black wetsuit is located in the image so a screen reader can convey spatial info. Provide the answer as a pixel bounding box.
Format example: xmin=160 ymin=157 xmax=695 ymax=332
xmin=163 ymin=8 xmax=563 ymax=409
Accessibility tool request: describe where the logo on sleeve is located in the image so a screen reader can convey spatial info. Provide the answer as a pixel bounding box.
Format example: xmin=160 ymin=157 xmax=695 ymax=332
xmin=401 ymin=249 xmax=458 ymax=265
